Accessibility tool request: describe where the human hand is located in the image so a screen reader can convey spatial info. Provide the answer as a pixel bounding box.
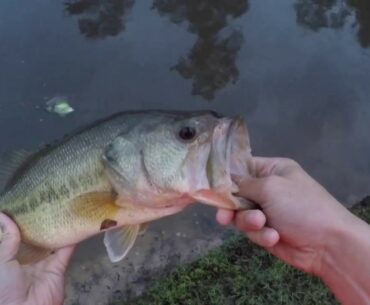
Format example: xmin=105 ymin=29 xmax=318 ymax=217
xmin=217 ymin=157 xmax=356 ymax=275
xmin=0 ymin=213 xmax=75 ymax=305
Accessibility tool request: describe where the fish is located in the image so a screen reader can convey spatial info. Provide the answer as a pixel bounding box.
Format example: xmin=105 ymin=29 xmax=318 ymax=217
xmin=0 ymin=110 xmax=254 ymax=264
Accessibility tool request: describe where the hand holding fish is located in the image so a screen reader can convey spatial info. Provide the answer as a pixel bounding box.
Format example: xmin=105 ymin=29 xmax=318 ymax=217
xmin=217 ymin=156 xmax=370 ymax=305
xmin=0 ymin=213 xmax=75 ymax=305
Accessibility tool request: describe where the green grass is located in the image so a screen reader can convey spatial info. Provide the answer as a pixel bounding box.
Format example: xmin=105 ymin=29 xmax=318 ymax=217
xmin=119 ymin=197 xmax=370 ymax=305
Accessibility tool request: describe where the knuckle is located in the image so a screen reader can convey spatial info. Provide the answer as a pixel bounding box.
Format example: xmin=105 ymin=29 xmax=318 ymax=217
xmin=275 ymin=158 xmax=302 ymax=176
xmin=280 ymin=158 xmax=300 ymax=168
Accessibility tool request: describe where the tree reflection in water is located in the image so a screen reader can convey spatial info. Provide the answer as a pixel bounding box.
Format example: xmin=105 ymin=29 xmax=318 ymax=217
xmin=153 ymin=0 xmax=249 ymax=100
xmin=294 ymin=0 xmax=370 ymax=48
xmin=64 ymin=0 xmax=135 ymax=39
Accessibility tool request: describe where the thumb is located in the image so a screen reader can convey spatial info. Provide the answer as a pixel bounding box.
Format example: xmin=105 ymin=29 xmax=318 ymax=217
xmin=234 ymin=176 xmax=272 ymax=206
xmin=47 ymin=245 xmax=76 ymax=275
xmin=0 ymin=213 xmax=21 ymax=263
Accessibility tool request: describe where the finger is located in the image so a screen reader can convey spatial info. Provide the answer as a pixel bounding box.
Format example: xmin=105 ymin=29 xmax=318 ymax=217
xmin=216 ymin=209 xmax=234 ymax=226
xmin=235 ymin=209 xmax=266 ymax=231
xmin=244 ymin=227 xmax=280 ymax=248
xmin=47 ymin=245 xmax=76 ymax=274
xmin=0 ymin=213 xmax=20 ymax=263
xmin=233 ymin=177 xmax=269 ymax=203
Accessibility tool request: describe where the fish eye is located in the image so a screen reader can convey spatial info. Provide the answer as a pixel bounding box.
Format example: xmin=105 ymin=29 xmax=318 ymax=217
xmin=178 ymin=126 xmax=197 ymax=141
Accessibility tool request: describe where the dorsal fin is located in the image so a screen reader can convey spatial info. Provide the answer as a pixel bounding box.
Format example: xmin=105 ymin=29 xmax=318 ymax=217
xmin=0 ymin=149 xmax=33 ymax=192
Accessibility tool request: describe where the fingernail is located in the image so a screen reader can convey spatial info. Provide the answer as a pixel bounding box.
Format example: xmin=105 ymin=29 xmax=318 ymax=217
xmin=265 ymin=230 xmax=279 ymax=248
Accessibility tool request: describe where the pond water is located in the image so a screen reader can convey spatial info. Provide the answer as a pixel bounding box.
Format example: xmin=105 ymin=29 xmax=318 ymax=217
xmin=0 ymin=0 xmax=369 ymax=304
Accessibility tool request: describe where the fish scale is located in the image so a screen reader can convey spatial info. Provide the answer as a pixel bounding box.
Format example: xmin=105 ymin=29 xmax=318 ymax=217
xmin=0 ymin=110 xmax=253 ymax=264
xmin=0 ymin=114 xmax=130 ymax=247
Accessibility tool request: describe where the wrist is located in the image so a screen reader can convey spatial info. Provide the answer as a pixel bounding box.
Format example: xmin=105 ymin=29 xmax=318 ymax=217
xmin=315 ymin=209 xmax=370 ymax=304
xmin=308 ymin=202 xmax=354 ymax=277
xmin=317 ymin=209 xmax=361 ymax=275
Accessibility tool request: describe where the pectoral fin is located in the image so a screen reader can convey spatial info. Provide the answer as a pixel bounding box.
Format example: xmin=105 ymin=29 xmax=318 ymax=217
xmin=103 ymin=224 xmax=140 ymax=263
xmin=16 ymin=242 xmax=52 ymax=265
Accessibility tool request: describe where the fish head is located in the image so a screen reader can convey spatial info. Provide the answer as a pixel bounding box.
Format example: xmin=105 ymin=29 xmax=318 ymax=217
xmin=103 ymin=111 xmax=254 ymax=210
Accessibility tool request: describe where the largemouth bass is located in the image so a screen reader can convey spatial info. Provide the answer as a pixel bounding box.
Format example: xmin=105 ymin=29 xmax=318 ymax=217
xmin=0 ymin=111 xmax=254 ymax=264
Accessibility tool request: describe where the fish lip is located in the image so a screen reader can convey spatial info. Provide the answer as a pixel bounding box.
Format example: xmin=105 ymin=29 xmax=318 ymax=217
xmin=201 ymin=116 xmax=251 ymax=210
xmin=226 ymin=117 xmax=249 ymax=174
xmin=211 ymin=116 xmax=248 ymax=183
xmin=222 ymin=117 xmax=249 ymax=194
xmin=228 ymin=117 xmax=253 ymax=180
xmin=206 ymin=118 xmax=233 ymax=187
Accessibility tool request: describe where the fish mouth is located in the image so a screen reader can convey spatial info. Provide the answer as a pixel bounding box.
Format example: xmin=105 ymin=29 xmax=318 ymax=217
xmin=192 ymin=117 xmax=254 ymax=210
xmin=227 ymin=117 xmax=254 ymax=180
